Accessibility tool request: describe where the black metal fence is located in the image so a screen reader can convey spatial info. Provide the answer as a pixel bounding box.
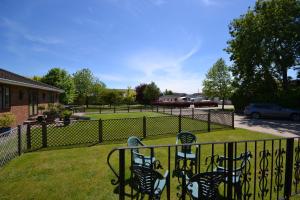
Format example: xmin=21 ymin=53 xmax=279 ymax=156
xmin=26 ymin=111 xmax=233 ymax=150
xmin=107 ymin=137 xmax=300 ymax=200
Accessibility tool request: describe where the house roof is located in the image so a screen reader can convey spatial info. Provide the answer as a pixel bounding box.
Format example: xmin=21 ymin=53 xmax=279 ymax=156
xmin=0 ymin=68 xmax=64 ymax=93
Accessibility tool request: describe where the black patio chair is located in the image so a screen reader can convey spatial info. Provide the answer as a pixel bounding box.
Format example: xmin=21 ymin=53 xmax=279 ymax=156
xmin=131 ymin=164 xmax=169 ymax=200
xmin=185 ymin=171 xmax=225 ymax=200
xmin=173 ymin=132 xmax=198 ymax=177
xmin=215 ymin=151 xmax=252 ymax=199
xmin=128 ymin=136 xmax=159 ymax=167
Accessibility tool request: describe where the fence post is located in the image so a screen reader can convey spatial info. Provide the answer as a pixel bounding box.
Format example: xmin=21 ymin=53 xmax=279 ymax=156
xmin=99 ymin=119 xmax=103 ymax=143
xmin=227 ymin=142 xmax=234 ymax=199
xmin=192 ymin=108 xmax=194 ymax=119
xmin=26 ymin=124 xmax=31 ymax=150
xmin=119 ymin=149 xmax=125 ymax=200
xmin=284 ymin=138 xmax=294 ymax=199
xmin=99 ymin=106 xmax=102 ymax=114
xmin=42 ymin=122 xmax=47 ymax=148
xmin=17 ymin=125 xmax=22 ymax=155
xmin=128 ymin=105 xmax=130 ymax=113
xmin=143 ymin=116 xmax=147 ymax=138
xmin=178 ymin=114 xmax=182 ymax=132
xmin=208 ymin=110 xmax=211 ymax=132
xmin=140 ymin=106 xmax=142 ymax=112
xmin=171 ymin=107 xmax=173 ymax=115
xmin=114 ymin=106 xmax=116 ymax=113
xmin=180 ymin=107 xmax=182 ymax=116
xmin=232 ymin=112 xmax=235 ymax=129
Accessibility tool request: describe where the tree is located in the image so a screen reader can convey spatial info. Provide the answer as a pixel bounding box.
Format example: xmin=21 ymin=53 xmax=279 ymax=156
xmin=135 ymin=83 xmax=147 ymax=104
xmin=101 ymin=89 xmax=123 ymax=107
xmin=143 ymin=82 xmax=160 ymax=105
xmin=227 ymin=0 xmax=300 ymax=91
xmin=89 ymin=82 xmax=106 ymax=105
xmin=32 ymin=76 xmax=42 ymax=82
xmin=73 ymin=68 xmax=94 ymax=106
xmin=123 ymin=87 xmax=136 ymax=105
xmin=41 ymin=68 xmax=76 ymax=104
xmin=202 ymin=58 xmax=232 ymax=110
xmin=163 ymin=89 xmax=173 ymax=95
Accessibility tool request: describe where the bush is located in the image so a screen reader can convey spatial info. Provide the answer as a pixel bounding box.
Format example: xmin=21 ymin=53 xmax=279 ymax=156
xmin=0 ymin=113 xmax=16 ymax=128
xmin=60 ymin=110 xmax=72 ymax=119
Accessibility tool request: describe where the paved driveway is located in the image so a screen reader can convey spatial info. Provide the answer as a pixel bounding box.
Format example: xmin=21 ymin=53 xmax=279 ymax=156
xmin=234 ymin=114 xmax=300 ymax=137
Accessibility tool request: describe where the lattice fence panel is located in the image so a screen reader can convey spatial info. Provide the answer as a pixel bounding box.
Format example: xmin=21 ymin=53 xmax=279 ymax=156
xmin=21 ymin=124 xmax=28 ymax=152
xmin=146 ymin=116 xmax=179 ymax=136
xmin=102 ymin=118 xmax=143 ymax=141
xmin=210 ymin=111 xmax=232 ymax=130
xmin=47 ymin=120 xmax=99 ymax=147
xmin=181 ymin=114 xmax=208 ymax=132
xmin=0 ymin=128 xmax=18 ymax=166
xmin=30 ymin=125 xmax=43 ymax=150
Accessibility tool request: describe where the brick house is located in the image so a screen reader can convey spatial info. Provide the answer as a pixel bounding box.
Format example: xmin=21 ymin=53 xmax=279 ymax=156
xmin=0 ymin=69 xmax=64 ymax=126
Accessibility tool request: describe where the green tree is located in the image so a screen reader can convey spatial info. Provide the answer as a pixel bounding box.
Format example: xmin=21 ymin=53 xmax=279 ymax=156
xmin=41 ymin=68 xmax=76 ymax=104
xmin=143 ymin=82 xmax=160 ymax=105
xmin=89 ymin=82 xmax=106 ymax=105
xmin=163 ymin=89 xmax=173 ymax=95
xmin=135 ymin=83 xmax=147 ymax=104
xmin=202 ymin=58 xmax=232 ymax=110
xmin=123 ymin=87 xmax=136 ymax=105
xmin=73 ymin=68 xmax=94 ymax=106
xmin=227 ymin=0 xmax=300 ymax=91
xmin=101 ymin=89 xmax=123 ymax=107
xmin=32 ymin=76 xmax=42 ymax=82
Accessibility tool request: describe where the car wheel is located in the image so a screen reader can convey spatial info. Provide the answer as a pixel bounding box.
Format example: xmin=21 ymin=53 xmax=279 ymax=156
xmin=251 ymin=112 xmax=260 ymax=119
xmin=290 ymin=114 xmax=300 ymax=121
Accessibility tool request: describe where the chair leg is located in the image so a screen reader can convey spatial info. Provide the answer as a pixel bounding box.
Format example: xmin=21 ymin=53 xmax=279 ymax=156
xmin=234 ymin=183 xmax=242 ymax=200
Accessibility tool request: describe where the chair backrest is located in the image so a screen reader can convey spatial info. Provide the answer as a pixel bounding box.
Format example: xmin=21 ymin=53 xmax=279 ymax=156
xmin=127 ymin=136 xmax=144 ymax=154
xmin=187 ymin=172 xmax=224 ymax=200
xmin=131 ymin=164 xmax=162 ymax=195
xmin=176 ymin=132 xmax=197 ymax=153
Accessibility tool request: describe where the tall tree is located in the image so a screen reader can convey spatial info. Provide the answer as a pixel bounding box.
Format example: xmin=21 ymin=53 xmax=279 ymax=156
xmin=135 ymin=83 xmax=147 ymax=104
xmin=41 ymin=68 xmax=76 ymax=104
xmin=101 ymin=89 xmax=123 ymax=107
xmin=202 ymin=58 xmax=232 ymax=110
xmin=143 ymin=82 xmax=160 ymax=105
xmin=73 ymin=68 xmax=94 ymax=106
xmin=163 ymin=89 xmax=173 ymax=95
xmin=123 ymin=87 xmax=136 ymax=105
xmin=227 ymin=0 xmax=300 ymax=91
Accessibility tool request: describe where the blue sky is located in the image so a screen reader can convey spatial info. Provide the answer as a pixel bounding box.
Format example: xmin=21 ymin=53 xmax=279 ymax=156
xmin=1 ymin=0 xmax=288 ymax=93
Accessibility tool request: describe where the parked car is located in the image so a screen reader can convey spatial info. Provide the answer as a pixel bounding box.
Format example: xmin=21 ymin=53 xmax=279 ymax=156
xmin=244 ymin=103 xmax=300 ymax=121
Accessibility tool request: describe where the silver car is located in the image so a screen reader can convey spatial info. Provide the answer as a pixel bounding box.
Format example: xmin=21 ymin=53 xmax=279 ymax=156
xmin=244 ymin=103 xmax=300 ymax=121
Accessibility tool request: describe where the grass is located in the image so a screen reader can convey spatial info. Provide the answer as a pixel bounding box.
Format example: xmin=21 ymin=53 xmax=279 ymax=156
xmin=85 ymin=112 xmax=166 ymax=120
xmin=0 ymin=128 xmax=287 ymax=200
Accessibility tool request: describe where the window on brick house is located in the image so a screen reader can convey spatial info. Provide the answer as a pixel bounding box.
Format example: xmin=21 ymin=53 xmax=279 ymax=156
xmin=0 ymin=85 xmax=10 ymax=110
xmin=19 ymin=90 xmax=24 ymax=100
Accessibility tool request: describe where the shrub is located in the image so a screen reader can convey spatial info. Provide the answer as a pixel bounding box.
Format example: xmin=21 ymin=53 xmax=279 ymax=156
xmin=60 ymin=110 xmax=72 ymax=119
xmin=0 ymin=113 xmax=16 ymax=128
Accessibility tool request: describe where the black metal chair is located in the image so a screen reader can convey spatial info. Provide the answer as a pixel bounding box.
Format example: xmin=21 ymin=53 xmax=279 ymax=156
xmin=186 ymin=172 xmax=225 ymax=200
xmin=174 ymin=132 xmax=198 ymax=177
xmin=131 ymin=164 xmax=169 ymax=200
xmin=128 ymin=136 xmax=156 ymax=166
xmin=215 ymin=151 xmax=252 ymax=199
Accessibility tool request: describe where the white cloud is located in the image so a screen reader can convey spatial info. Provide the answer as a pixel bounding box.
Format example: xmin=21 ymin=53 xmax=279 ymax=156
xmin=0 ymin=17 xmax=62 ymax=45
xmin=126 ymin=44 xmax=205 ymax=93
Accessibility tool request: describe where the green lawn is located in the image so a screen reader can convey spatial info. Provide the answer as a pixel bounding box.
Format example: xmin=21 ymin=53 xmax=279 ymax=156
xmin=0 ymin=128 xmax=289 ymax=200
xmin=85 ymin=112 xmax=166 ymax=119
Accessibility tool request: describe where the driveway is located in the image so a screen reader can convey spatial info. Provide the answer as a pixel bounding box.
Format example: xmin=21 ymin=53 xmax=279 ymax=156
xmin=234 ymin=114 xmax=300 ymax=137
